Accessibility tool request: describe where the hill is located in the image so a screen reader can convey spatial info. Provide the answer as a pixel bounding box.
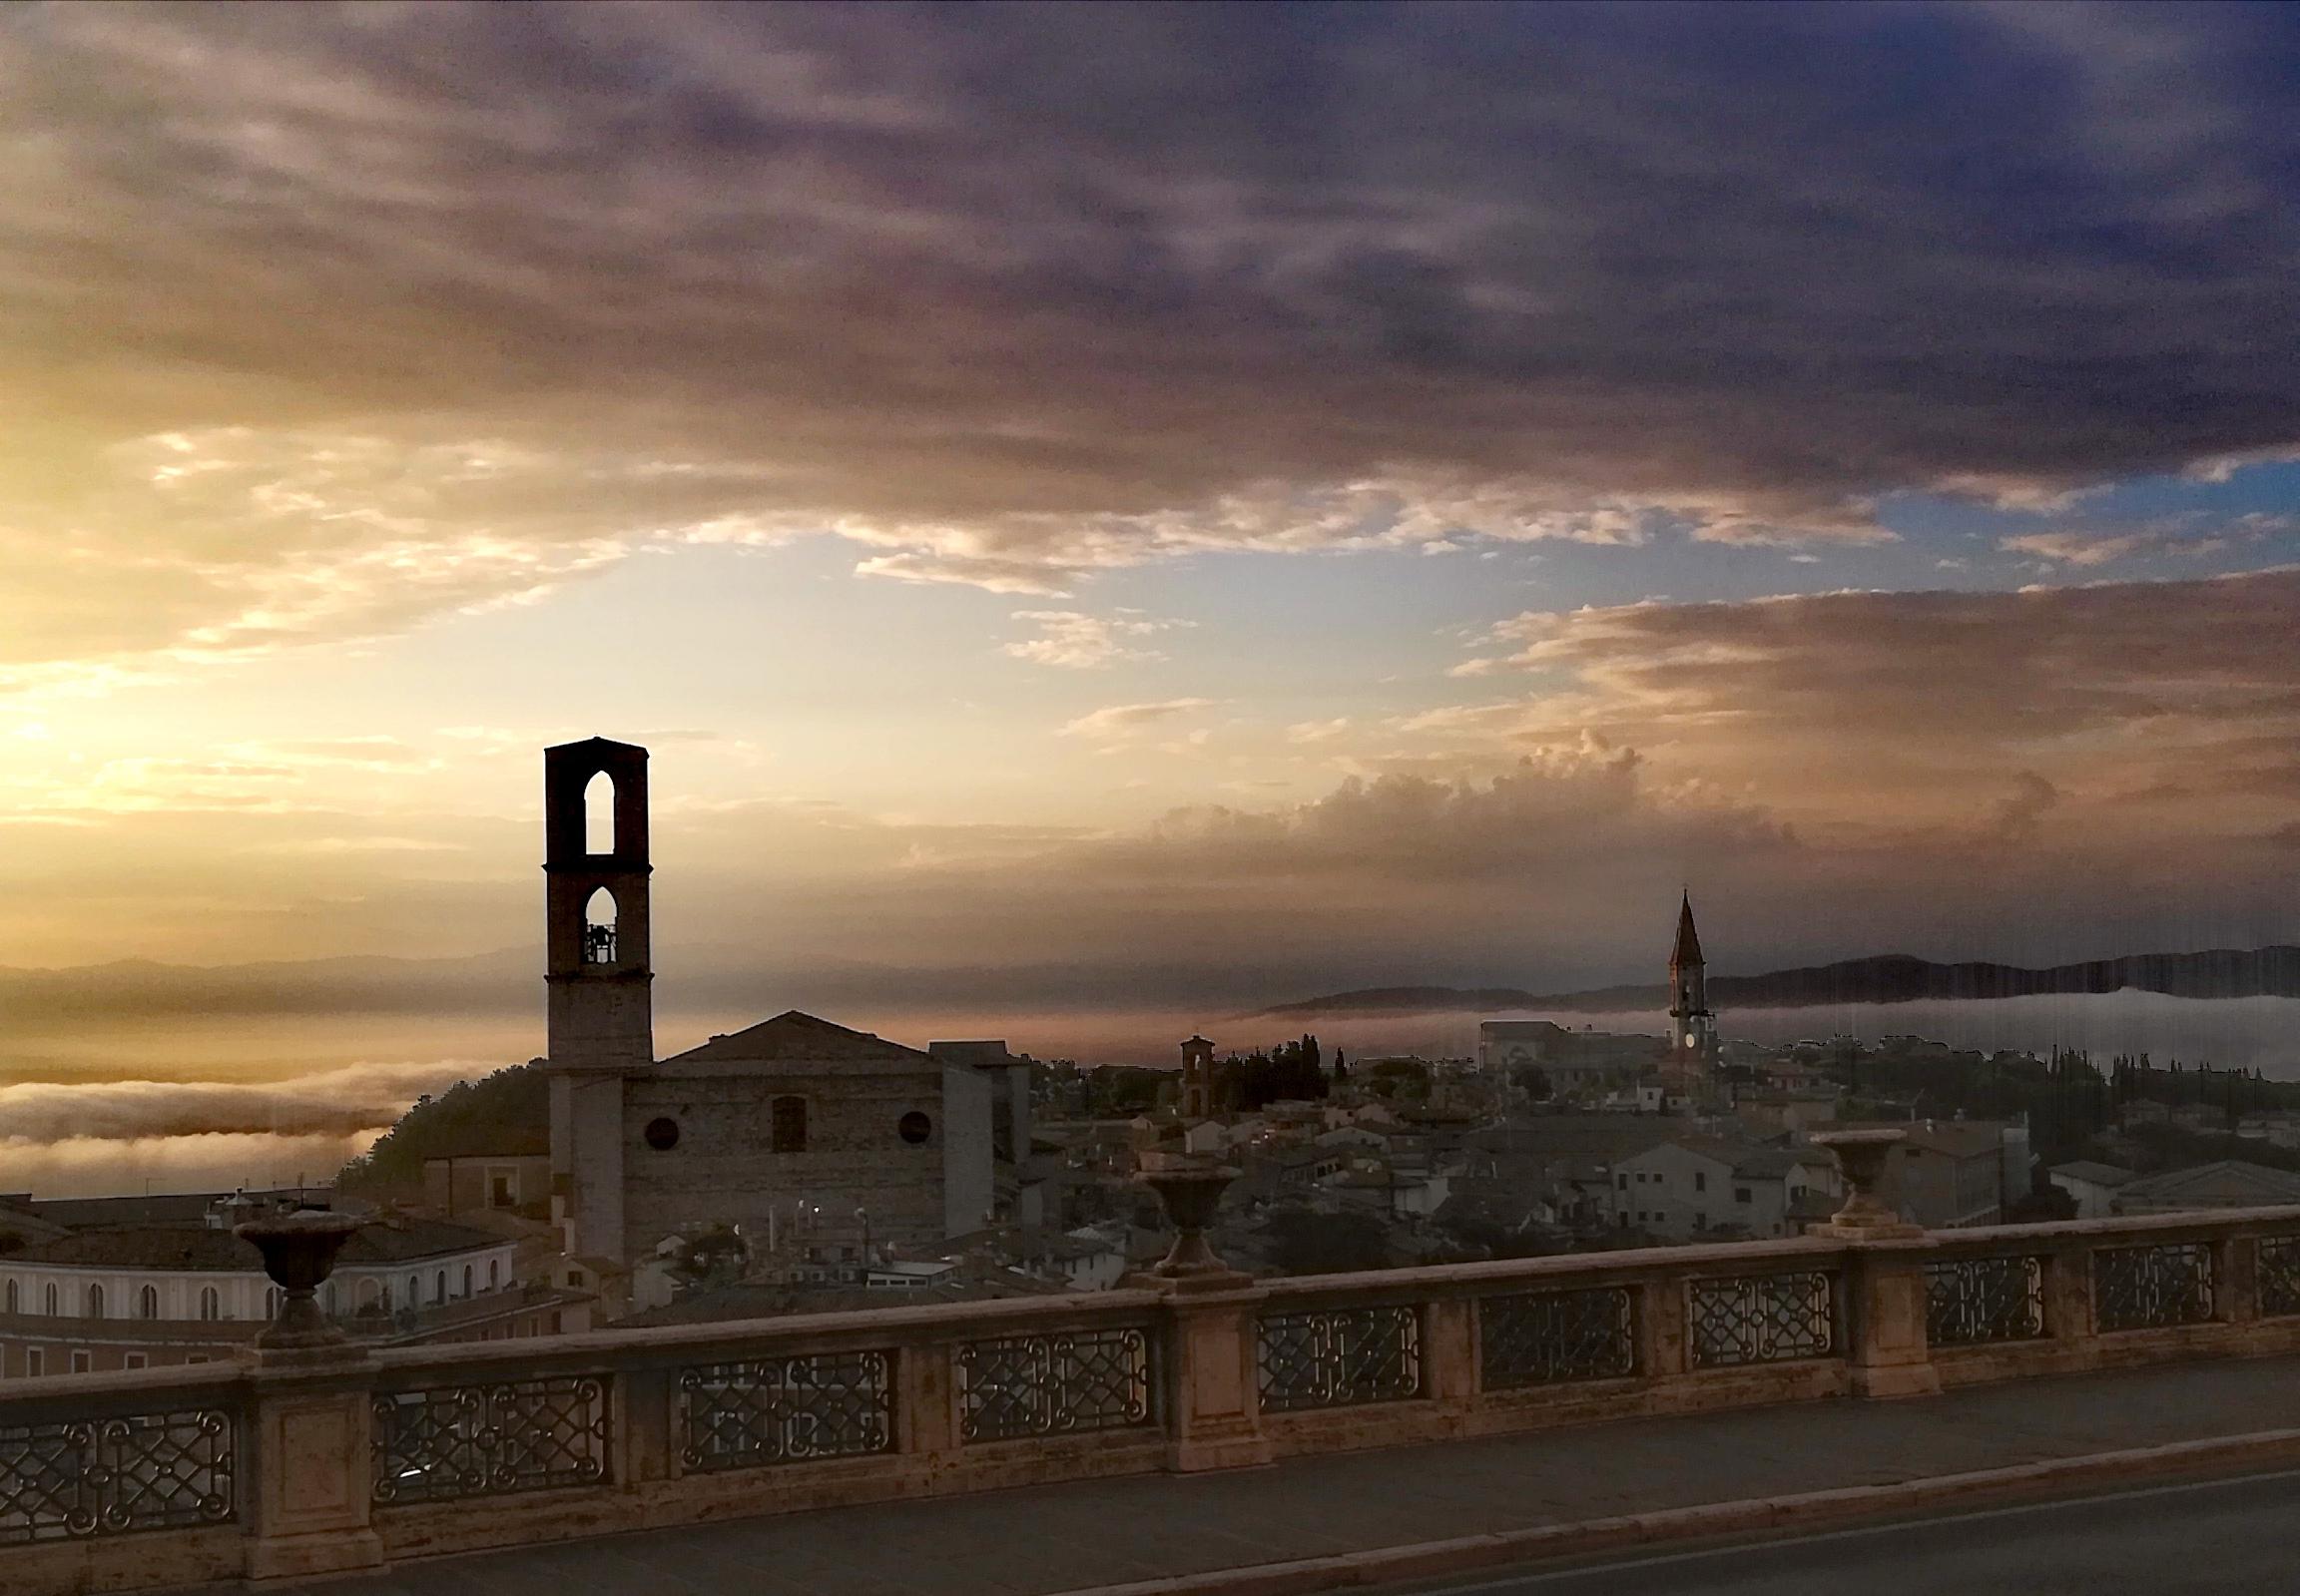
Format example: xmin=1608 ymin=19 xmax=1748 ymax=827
xmin=1250 ymin=946 xmax=2300 ymax=1019
xmin=333 ymin=1064 xmax=549 ymax=1196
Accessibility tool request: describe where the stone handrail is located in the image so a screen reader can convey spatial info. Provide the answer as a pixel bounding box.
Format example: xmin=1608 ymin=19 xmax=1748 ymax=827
xmin=12 ymin=1206 xmax=2300 ymax=1595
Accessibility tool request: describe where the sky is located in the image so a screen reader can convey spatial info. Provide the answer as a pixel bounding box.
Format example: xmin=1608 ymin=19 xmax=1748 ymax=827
xmin=4 ymin=1 xmax=2300 ymax=1035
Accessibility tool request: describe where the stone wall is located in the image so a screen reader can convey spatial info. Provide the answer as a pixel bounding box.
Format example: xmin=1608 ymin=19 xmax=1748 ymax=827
xmin=622 ymin=1059 xmax=958 ymax=1252
xmin=17 ymin=1205 xmax=2300 ymax=1596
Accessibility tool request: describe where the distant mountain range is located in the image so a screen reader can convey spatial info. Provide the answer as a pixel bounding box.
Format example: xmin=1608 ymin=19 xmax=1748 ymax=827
xmin=1250 ymin=946 xmax=2300 ymax=1019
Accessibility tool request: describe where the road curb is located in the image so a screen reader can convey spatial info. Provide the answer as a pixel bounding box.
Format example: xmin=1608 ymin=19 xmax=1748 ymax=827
xmin=1048 ymin=1428 xmax=2300 ymax=1596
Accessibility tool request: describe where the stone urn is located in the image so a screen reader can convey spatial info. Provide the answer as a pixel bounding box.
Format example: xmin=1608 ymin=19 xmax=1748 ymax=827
xmin=1809 ymin=1128 xmax=1920 ymax=1238
xmin=235 ymin=1211 xmax=366 ymax=1354
xmin=1134 ymin=1157 xmax=1241 ymax=1279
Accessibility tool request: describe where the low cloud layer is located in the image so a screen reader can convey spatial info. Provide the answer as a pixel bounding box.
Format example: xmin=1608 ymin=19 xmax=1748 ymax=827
xmin=2 ymin=5 xmax=2297 ymax=685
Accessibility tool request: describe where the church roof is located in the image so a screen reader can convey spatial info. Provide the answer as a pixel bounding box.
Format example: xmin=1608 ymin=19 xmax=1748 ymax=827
xmin=1670 ymin=892 xmax=1705 ymax=968
xmin=660 ymin=1010 xmax=935 ymax=1065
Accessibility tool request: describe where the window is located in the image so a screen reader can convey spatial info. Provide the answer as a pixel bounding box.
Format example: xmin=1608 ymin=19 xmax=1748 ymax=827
xmin=1614 ymin=1172 xmax=1628 ymax=1191
xmin=26 ymin=1349 xmax=42 ymax=1376
xmin=1734 ymin=1186 xmax=1753 ymax=1204
xmin=186 ymin=1354 xmax=208 ymax=1366
xmin=435 ymin=1270 xmax=448 ymax=1305
xmin=772 ymin=1095 xmax=807 ymax=1154
xmin=897 ymin=1110 xmax=932 ymax=1146
xmin=69 ymin=1350 xmax=91 ymax=1374
xmin=1694 ymin=1172 xmax=1707 ymax=1193
xmin=1694 ymin=1212 xmax=1707 ymax=1230
xmin=488 ymin=1260 xmax=500 ymax=1290
xmin=86 ymin=1285 xmax=104 ymax=1320
xmin=139 ymin=1285 xmax=158 ymax=1320
xmin=549 ymin=1311 xmax=563 ymax=1334
xmin=489 ymin=1170 xmax=516 ymax=1208
xmin=199 ymin=1287 xmax=220 ymax=1322
xmin=323 ymin=1283 xmax=338 ymax=1315
xmin=565 ymin=1270 xmax=582 ymax=1287
xmin=462 ymin=1265 xmax=474 ymax=1298
xmin=43 ymin=1283 xmax=57 ymax=1317
xmin=266 ymin=1288 xmax=284 ymax=1320
xmin=583 ymin=769 xmax=616 ymax=855
xmin=406 ymin=1275 xmax=419 ymax=1308
xmin=643 ymin=1116 xmax=681 ymax=1151
xmin=581 ymin=885 xmax=619 ymax=964
xmin=124 ymin=1352 xmax=148 ymax=1370
xmin=4 ymin=1279 xmax=15 ymax=1314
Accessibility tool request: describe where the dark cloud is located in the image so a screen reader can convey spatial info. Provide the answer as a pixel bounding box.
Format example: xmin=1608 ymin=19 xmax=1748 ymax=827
xmin=2 ymin=2 xmax=2298 ymax=662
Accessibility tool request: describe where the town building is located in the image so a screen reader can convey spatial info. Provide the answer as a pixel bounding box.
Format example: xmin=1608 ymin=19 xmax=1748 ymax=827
xmin=0 ymin=1195 xmax=577 ymax=1377
xmin=1606 ymin=1136 xmax=1838 ymax=1241
xmin=2048 ymin=1159 xmax=2138 ymax=1220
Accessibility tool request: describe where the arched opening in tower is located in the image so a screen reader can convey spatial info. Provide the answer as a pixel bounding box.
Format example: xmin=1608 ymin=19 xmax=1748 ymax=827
xmin=582 ymin=884 xmax=619 ymax=965
xmin=584 ymin=769 xmax=616 ymax=856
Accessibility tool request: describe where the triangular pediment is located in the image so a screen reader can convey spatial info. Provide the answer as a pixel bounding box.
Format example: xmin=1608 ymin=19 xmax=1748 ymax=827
xmin=659 ymin=1009 xmax=932 ymax=1065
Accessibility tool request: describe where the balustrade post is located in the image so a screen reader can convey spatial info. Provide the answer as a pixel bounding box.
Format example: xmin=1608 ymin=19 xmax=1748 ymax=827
xmin=235 ymin=1213 xmax=385 ymax=1581
xmin=898 ymin=1339 xmax=961 ymax=1458
xmin=620 ymin=1364 xmax=676 ymax=1486
xmin=1810 ymin=1131 xmax=1940 ymax=1399
xmin=1131 ymin=1157 xmax=1273 ymax=1471
xmin=2218 ymin=1234 xmax=2255 ymax=1326
xmin=2045 ymin=1241 xmax=2094 ymax=1345
xmin=1425 ymin=1295 xmax=1478 ymax=1416
xmin=1638 ymin=1277 xmax=1687 ymax=1377
xmin=1158 ymin=1279 xmax=1274 ymax=1471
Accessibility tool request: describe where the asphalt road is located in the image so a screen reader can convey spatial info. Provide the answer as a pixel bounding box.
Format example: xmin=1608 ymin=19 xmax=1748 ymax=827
xmin=1385 ymin=1468 xmax=2300 ymax=1596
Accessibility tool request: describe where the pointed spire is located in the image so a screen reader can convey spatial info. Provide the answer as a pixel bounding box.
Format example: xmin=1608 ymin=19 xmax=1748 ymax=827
xmin=1669 ymin=890 xmax=1705 ymax=969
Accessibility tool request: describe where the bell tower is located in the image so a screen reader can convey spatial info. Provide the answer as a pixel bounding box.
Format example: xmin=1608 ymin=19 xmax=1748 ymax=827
xmin=545 ymin=737 xmax=653 ymax=1067
xmin=544 ymin=737 xmax=653 ymax=1264
xmin=1667 ymin=890 xmax=1715 ymax=1078
xmin=1179 ymin=1034 xmax=1217 ymax=1120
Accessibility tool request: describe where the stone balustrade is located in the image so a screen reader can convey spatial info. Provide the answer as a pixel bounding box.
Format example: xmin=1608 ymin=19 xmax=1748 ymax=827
xmin=13 ymin=1206 xmax=2300 ymax=1595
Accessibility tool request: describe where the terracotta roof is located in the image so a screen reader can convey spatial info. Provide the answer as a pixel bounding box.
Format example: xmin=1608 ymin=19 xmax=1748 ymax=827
xmin=2050 ymin=1160 xmax=2137 ymax=1187
xmin=17 ymin=1218 xmax=507 ymax=1272
xmin=2115 ymin=1160 xmax=2300 ymax=1206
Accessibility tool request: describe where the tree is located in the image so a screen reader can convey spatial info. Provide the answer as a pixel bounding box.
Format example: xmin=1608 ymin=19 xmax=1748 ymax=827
xmin=665 ymin=1224 xmax=751 ymax=1294
xmin=1509 ymin=1064 xmax=1552 ymax=1102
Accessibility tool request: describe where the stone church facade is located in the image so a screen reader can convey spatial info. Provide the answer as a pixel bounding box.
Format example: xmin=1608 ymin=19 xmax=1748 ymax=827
xmin=542 ymin=738 xmax=1017 ymax=1271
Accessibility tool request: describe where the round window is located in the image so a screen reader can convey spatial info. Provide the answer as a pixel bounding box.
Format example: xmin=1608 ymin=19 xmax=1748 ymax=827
xmin=643 ymin=1116 xmax=681 ymax=1151
xmin=897 ymin=1111 xmax=932 ymax=1145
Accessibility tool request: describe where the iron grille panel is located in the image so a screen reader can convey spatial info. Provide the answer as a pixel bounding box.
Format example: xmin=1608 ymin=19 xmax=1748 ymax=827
xmin=1257 ymin=1305 xmax=1424 ymax=1410
xmin=680 ymin=1350 xmax=894 ymax=1471
xmin=1688 ymin=1272 xmax=1835 ymax=1367
xmin=1479 ymin=1287 xmax=1637 ymax=1388
xmin=2093 ymin=1242 xmax=2215 ymax=1331
xmin=957 ymin=1327 xmax=1154 ymax=1443
xmin=0 ymin=1407 xmax=235 ymax=1545
xmin=1925 ymin=1255 xmax=2046 ymax=1346
xmin=371 ymin=1374 xmax=609 ymax=1504
xmin=2259 ymin=1236 xmax=2300 ymax=1318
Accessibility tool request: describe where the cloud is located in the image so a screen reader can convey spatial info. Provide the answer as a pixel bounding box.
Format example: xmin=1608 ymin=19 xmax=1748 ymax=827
xmin=1059 ymin=698 xmax=1218 ymax=741
xmin=2000 ymin=514 xmax=2295 ymax=567
xmin=0 ymin=4 xmax=2294 ymax=680
xmin=1001 ymin=609 xmax=1182 ymax=670
xmin=1443 ymin=569 xmax=2300 ymax=834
